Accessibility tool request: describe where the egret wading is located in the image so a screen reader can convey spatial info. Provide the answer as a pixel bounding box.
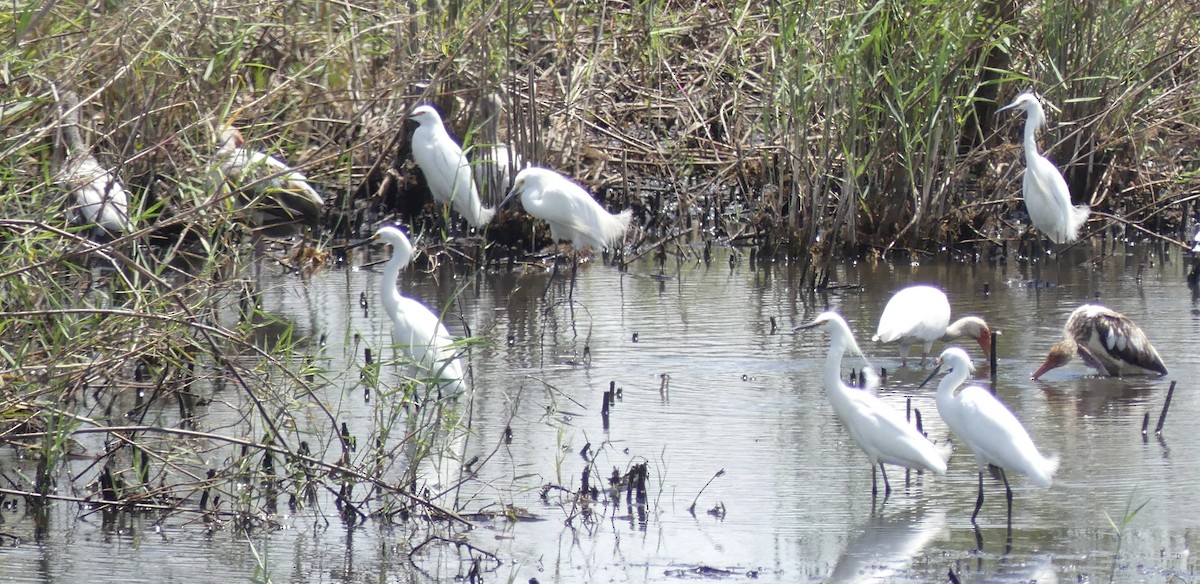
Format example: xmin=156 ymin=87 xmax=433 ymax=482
xmin=409 ymin=105 xmax=495 ymax=228
xmin=1032 ymin=304 xmax=1167 ymax=380
xmin=366 ymin=225 xmax=466 ymax=400
xmin=920 ymin=348 xmax=1058 ymax=524
xmin=798 ymin=312 xmax=947 ymax=498
xmin=210 ymin=125 xmax=325 ymax=235
xmin=872 ymin=285 xmax=992 ymax=367
xmin=54 ymin=91 xmax=133 ymax=237
xmin=997 ymin=92 xmax=1090 ymax=245
xmin=500 ymin=167 xmax=632 ymax=293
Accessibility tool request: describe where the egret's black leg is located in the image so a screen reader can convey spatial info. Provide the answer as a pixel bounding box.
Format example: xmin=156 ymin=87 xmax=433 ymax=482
xmin=879 ymin=463 xmax=892 ymax=496
xmin=971 ymin=471 xmax=985 ymax=524
xmin=542 ymin=242 xmax=560 ymax=298
xmin=871 ymin=464 xmax=878 ymax=498
xmin=1001 ymin=468 xmax=1013 ymax=527
xmin=569 ymin=249 xmax=578 ymax=301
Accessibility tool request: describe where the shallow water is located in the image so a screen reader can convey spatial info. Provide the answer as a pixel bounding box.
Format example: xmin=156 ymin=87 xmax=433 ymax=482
xmin=4 ymin=240 xmax=1200 ymax=582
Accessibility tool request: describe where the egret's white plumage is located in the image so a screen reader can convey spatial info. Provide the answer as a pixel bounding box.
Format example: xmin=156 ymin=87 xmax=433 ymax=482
xmin=1032 ymin=304 xmax=1167 ymax=380
xmin=872 ymin=285 xmax=991 ymax=367
xmin=54 ymin=92 xmax=132 ymax=236
xmin=501 ymin=167 xmax=632 ymax=252
xmin=409 ymin=105 xmax=495 ymax=227
xmin=997 ymin=92 xmax=1090 ymax=244
xmin=921 ymin=347 xmax=1058 ymax=523
xmin=211 ymin=126 xmax=325 ymax=231
xmin=800 ymin=311 xmax=947 ymax=497
xmin=373 ymin=225 xmax=465 ymax=398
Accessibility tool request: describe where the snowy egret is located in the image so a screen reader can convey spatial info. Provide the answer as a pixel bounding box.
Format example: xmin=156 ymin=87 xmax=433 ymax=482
xmin=210 ymin=125 xmax=325 ymax=233
xmin=872 ymin=285 xmax=991 ymax=367
xmin=920 ymin=348 xmax=1058 ymax=524
xmin=500 ymin=167 xmax=632 ymax=251
xmin=368 ymin=225 xmax=465 ymax=398
xmin=409 ymin=105 xmax=495 ymax=228
xmin=798 ymin=312 xmax=947 ymax=497
xmin=1031 ymin=304 xmax=1167 ymax=380
xmin=997 ymin=92 xmax=1090 ymax=244
xmin=54 ymin=91 xmax=132 ymax=236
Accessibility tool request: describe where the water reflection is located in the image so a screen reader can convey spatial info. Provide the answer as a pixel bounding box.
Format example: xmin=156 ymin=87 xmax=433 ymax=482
xmin=827 ymin=507 xmax=946 ymax=583
xmin=4 ymin=242 xmax=1200 ymax=582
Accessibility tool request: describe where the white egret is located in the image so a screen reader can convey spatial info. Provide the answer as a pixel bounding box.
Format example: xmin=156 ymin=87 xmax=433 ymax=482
xmin=997 ymin=92 xmax=1090 ymax=244
xmin=369 ymin=225 xmax=465 ymax=399
xmin=872 ymin=285 xmax=991 ymax=367
xmin=500 ymin=167 xmax=632 ymax=251
xmin=54 ymin=91 xmax=133 ymax=236
xmin=920 ymin=348 xmax=1058 ymax=524
xmin=409 ymin=105 xmax=495 ymax=228
xmin=1031 ymin=304 xmax=1167 ymax=380
xmin=798 ymin=312 xmax=947 ymax=497
xmin=210 ymin=125 xmax=325 ymax=233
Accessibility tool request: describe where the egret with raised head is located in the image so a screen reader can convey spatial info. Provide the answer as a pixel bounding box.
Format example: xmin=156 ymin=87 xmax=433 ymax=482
xmin=368 ymin=225 xmax=465 ymax=399
xmin=920 ymin=348 xmax=1058 ymax=524
xmin=1032 ymin=304 xmax=1167 ymax=380
xmin=997 ymin=92 xmax=1090 ymax=244
xmin=54 ymin=91 xmax=133 ymax=237
xmin=798 ymin=312 xmax=947 ymax=498
xmin=409 ymin=105 xmax=495 ymax=228
xmin=872 ymin=285 xmax=991 ymax=367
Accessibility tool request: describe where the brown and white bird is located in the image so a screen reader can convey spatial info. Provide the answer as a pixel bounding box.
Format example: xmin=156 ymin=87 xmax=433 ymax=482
xmin=209 ymin=125 xmax=325 ymax=233
xmin=1031 ymin=304 xmax=1167 ymax=380
xmin=54 ymin=91 xmax=133 ymax=237
xmin=872 ymin=285 xmax=992 ymax=367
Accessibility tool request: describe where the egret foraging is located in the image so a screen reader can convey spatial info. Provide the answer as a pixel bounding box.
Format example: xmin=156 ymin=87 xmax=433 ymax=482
xmin=409 ymin=105 xmax=495 ymax=228
xmin=210 ymin=125 xmax=325 ymax=233
xmin=920 ymin=348 xmax=1058 ymax=524
xmin=872 ymin=285 xmax=991 ymax=367
xmin=501 ymin=166 xmax=632 ymax=253
xmin=1031 ymin=304 xmax=1167 ymax=380
xmin=369 ymin=225 xmax=465 ymax=399
xmin=997 ymin=92 xmax=1090 ymax=244
xmin=798 ymin=312 xmax=947 ymax=497
xmin=54 ymin=91 xmax=133 ymax=236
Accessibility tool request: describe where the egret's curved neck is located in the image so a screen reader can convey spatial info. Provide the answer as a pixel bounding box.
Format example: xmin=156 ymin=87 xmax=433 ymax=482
xmin=936 ymin=367 xmax=970 ymax=403
xmin=380 ymin=244 xmax=410 ymax=318
xmin=1022 ymin=106 xmax=1046 ymax=159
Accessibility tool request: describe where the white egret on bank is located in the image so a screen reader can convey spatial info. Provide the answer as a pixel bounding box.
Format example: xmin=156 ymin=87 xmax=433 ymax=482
xmin=798 ymin=312 xmax=947 ymax=497
xmin=997 ymin=92 xmax=1090 ymax=244
xmin=369 ymin=225 xmax=465 ymax=399
xmin=872 ymin=285 xmax=991 ymax=367
xmin=54 ymin=91 xmax=133 ymax=236
xmin=409 ymin=105 xmax=495 ymax=228
xmin=210 ymin=125 xmax=325 ymax=233
xmin=920 ymin=348 xmax=1058 ymax=524
xmin=1031 ymin=304 xmax=1167 ymax=380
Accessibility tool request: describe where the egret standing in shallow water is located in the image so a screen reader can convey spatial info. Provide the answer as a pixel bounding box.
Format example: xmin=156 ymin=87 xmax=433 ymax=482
xmin=409 ymin=105 xmax=495 ymax=228
xmin=54 ymin=91 xmax=133 ymax=237
xmin=210 ymin=125 xmax=325 ymax=234
xmin=369 ymin=225 xmax=466 ymax=399
xmin=798 ymin=312 xmax=947 ymax=498
xmin=500 ymin=167 xmax=632 ymax=290
xmin=920 ymin=348 xmax=1058 ymax=524
xmin=872 ymin=285 xmax=992 ymax=367
xmin=1031 ymin=304 xmax=1167 ymax=380
xmin=997 ymin=92 xmax=1090 ymax=245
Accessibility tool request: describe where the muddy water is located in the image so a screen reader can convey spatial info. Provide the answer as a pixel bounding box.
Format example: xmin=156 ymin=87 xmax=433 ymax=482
xmin=5 ymin=241 xmax=1200 ymax=583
